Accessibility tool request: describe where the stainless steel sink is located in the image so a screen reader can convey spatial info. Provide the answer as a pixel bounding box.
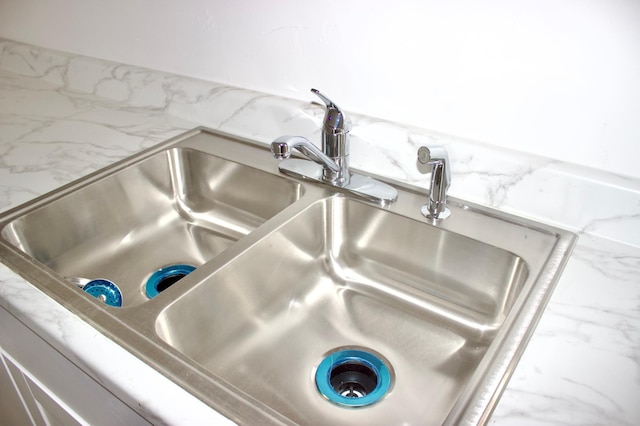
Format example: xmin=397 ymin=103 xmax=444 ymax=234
xmin=0 ymin=127 xmax=576 ymax=425
xmin=1 ymin=145 xmax=302 ymax=307
xmin=155 ymin=195 xmax=533 ymax=424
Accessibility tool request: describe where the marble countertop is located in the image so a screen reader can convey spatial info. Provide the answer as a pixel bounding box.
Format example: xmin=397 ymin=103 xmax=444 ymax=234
xmin=1 ymin=39 xmax=639 ymax=425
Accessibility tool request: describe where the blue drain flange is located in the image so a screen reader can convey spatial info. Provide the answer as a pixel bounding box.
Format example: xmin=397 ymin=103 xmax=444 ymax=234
xmin=82 ymin=279 xmax=123 ymax=307
xmin=315 ymin=349 xmax=392 ymax=407
xmin=145 ymin=264 xmax=195 ymax=299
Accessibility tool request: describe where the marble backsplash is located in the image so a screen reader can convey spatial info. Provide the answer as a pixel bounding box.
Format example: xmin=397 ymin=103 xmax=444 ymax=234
xmin=1 ymin=38 xmax=638 ymax=247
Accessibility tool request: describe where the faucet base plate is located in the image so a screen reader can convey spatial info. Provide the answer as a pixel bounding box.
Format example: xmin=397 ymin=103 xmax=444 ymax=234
xmin=278 ymin=159 xmax=398 ymax=205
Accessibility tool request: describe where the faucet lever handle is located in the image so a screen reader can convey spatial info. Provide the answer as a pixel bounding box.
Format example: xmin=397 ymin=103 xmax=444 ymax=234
xmin=311 ymin=88 xmax=337 ymax=109
xmin=311 ymin=88 xmax=351 ymax=133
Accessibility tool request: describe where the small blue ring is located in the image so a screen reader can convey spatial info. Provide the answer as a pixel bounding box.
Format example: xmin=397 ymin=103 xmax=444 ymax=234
xmin=145 ymin=264 xmax=195 ymax=298
xmin=82 ymin=279 xmax=123 ymax=307
xmin=315 ymin=349 xmax=391 ymax=407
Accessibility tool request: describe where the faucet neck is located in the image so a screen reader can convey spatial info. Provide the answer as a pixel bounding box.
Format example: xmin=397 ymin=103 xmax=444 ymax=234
xmin=321 ymin=129 xmax=350 ymax=186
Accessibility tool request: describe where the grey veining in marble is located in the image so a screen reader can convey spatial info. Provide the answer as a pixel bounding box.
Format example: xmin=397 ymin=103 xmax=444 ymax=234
xmin=3 ymin=38 xmax=639 ymax=248
xmin=0 ymin=38 xmax=639 ymax=425
xmin=492 ymin=233 xmax=640 ymax=425
xmin=0 ymin=69 xmax=193 ymax=211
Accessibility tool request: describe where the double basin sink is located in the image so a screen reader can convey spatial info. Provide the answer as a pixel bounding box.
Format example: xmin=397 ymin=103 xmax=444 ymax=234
xmin=0 ymin=128 xmax=576 ymax=425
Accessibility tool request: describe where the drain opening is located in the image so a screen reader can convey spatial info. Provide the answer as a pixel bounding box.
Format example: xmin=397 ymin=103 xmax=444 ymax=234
xmin=155 ymin=273 xmax=186 ymax=293
xmin=330 ymin=361 xmax=378 ymax=398
xmin=145 ymin=264 xmax=195 ymax=299
xmin=316 ymin=348 xmax=392 ymax=408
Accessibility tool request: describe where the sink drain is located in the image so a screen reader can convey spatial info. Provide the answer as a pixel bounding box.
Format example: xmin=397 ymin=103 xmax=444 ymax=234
xmin=81 ymin=279 xmax=123 ymax=307
xmin=315 ymin=348 xmax=392 ymax=407
xmin=145 ymin=264 xmax=195 ymax=298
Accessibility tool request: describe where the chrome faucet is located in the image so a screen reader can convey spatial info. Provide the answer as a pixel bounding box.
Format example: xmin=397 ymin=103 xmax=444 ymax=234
xmin=272 ymin=89 xmax=351 ymax=187
xmin=271 ymin=88 xmax=397 ymax=204
xmin=417 ymin=145 xmax=451 ymax=220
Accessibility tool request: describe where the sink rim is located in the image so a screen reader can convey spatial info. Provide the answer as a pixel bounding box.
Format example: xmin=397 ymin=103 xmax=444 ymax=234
xmin=0 ymin=127 xmax=578 ymax=425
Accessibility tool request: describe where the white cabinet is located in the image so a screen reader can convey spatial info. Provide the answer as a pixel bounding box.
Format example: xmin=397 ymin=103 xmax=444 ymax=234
xmin=0 ymin=307 xmax=151 ymax=426
xmin=1 ymin=351 xmax=84 ymax=426
xmin=0 ymin=352 xmax=34 ymax=425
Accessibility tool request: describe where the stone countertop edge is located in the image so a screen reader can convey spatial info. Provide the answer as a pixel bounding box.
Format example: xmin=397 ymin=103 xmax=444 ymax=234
xmin=1 ymin=39 xmax=639 ymax=425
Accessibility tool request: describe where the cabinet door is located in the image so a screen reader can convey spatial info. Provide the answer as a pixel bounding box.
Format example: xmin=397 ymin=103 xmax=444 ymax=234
xmin=22 ymin=372 xmax=83 ymax=426
xmin=0 ymin=307 xmax=151 ymax=426
xmin=0 ymin=353 xmax=36 ymax=425
xmin=2 ymin=351 xmax=80 ymax=426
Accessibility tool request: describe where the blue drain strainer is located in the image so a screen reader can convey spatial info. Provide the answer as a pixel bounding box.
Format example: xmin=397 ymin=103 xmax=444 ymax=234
xmin=145 ymin=264 xmax=195 ymax=299
xmin=82 ymin=279 xmax=123 ymax=307
xmin=315 ymin=349 xmax=392 ymax=407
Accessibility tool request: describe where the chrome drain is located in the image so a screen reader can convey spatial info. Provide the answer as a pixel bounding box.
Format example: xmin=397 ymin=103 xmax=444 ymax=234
xmin=145 ymin=264 xmax=195 ymax=298
xmin=315 ymin=348 xmax=392 ymax=407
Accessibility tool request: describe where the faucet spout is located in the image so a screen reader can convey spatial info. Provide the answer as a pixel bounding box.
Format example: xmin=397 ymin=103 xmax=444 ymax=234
xmin=271 ymin=135 xmax=340 ymax=173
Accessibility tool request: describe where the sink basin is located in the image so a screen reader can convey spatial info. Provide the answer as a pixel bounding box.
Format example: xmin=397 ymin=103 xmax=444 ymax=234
xmin=156 ymin=196 xmax=531 ymax=424
xmin=0 ymin=127 xmax=576 ymax=425
xmin=1 ymin=145 xmax=302 ymax=307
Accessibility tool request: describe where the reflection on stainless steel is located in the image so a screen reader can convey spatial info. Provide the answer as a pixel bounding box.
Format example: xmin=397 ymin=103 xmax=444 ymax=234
xmin=66 ymin=276 xmax=90 ymax=288
xmin=0 ymin=127 xmax=576 ymax=425
xmin=271 ymin=89 xmax=398 ymax=205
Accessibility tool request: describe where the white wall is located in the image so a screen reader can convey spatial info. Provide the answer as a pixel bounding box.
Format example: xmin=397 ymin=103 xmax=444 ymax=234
xmin=1 ymin=0 xmax=639 ymax=178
